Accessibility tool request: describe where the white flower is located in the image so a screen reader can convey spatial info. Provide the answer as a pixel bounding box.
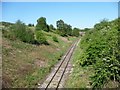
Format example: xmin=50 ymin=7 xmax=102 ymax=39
xmin=103 ymin=58 xmax=106 ymax=60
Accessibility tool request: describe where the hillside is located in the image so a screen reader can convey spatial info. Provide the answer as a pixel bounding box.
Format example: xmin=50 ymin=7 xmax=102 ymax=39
xmin=65 ymin=18 xmax=120 ymax=88
xmin=2 ymin=23 xmax=77 ymax=88
xmin=2 ymin=2 xmax=119 ymax=89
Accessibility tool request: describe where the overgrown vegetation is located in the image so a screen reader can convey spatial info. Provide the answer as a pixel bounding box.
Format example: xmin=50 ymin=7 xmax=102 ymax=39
xmin=2 ymin=17 xmax=80 ymax=45
xmin=66 ymin=18 xmax=120 ymax=88
xmin=35 ymin=31 xmax=48 ymax=45
xmin=2 ymin=17 xmax=78 ymax=88
xmin=52 ymin=36 xmax=59 ymax=42
xmin=2 ymin=31 xmax=77 ymax=88
xmin=2 ymin=20 xmax=35 ymax=43
xmin=1 ymin=21 xmax=14 ymax=27
xmin=72 ymin=28 xmax=80 ymax=37
xmin=56 ymin=19 xmax=80 ymax=37
xmin=80 ymin=18 xmax=120 ymax=88
xmin=12 ymin=20 xmax=35 ymax=43
xmin=65 ymin=40 xmax=94 ymax=88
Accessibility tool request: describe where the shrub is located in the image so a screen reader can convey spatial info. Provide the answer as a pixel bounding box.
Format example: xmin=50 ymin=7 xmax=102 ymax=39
xmin=52 ymin=36 xmax=58 ymax=42
xmin=23 ymin=29 xmax=35 ymax=43
xmin=78 ymin=18 xmax=120 ymax=88
xmin=12 ymin=20 xmax=35 ymax=43
xmin=35 ymin=31 xmax=48 ymax=45
xmin=72 ymin=28 xmax=80 ymax=37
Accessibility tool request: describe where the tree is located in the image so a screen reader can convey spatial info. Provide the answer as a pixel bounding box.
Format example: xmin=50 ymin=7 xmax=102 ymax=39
xmin=56 ymin=20 xmax=64 ymax=30
xmin=64 ymin=24 xmax=72 ymax=36
xmin=84 ymin=28 xmax=90 ymax=31
xmin=49 ymin=24 xmax=56 ymax=31
xmin=56 ymin=20 xmax=72 ymax=36
xmin=72 ymin=28 xmax=80 ymax=37
xmin=35 ymin=17 xmax=49 ymax=32
xmin=56 ymin=20 xmax=66 ymax=36
xmin=28 ymin=23 xmax=34 ymax=27
xmin=46 ymin=24 xmax=50 ymax=32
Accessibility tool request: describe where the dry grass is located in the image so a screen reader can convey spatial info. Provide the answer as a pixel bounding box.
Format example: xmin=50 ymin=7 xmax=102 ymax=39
xmin=2 ymin=32 xmax=76 ymax=88
xmin=59 ymin=36 xmax=69 ymax=42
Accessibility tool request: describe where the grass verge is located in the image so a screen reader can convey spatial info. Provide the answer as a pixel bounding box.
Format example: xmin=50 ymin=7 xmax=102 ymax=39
xmin=65 ymin=37 xmax=94 ymax=88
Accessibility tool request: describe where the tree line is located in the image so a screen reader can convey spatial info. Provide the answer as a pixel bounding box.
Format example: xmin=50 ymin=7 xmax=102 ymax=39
xmin=2 ymin=17 xmax=80 ymax=45
xmin=35 ymin=17 xmax=80 ymax=37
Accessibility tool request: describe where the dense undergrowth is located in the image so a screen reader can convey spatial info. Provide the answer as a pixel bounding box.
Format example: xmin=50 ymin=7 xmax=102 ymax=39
xmin=66 ymin=18 xmax=120 ymax=88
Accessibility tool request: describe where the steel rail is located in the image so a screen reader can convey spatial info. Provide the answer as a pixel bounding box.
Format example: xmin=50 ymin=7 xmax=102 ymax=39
xmin=43 ymin=39 xmax=79 ymax=90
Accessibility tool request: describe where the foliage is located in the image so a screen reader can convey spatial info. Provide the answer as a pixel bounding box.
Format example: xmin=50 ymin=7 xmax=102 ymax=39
xmin=49 ymin=24 xmax=56 ymax=31
xmin=56 ymin=19 xmax=72 ymax=36
xmin=35 ymin=31 xmax=48 ymax=44
xmin=35 ymin=17 xmax=49 ymax=32
xmin=72 ymin=28 xmax=80 ymax=37
xmin=2 ymin=29 xmax=76 ymax=87
xmin=78 ymin=18 xmax=120 ymax=88
xmin=2 ymin=29 xmax=16 ymax=40
xmin=64 ymin=24 xmax=72 ymax=36
xmin=94 ymin=19 xmax=110 ymax=30
xmin=56 ymin=19 xmax=66 ymax=36
xmin=12 ymin=20 xmax=35 ymax=43
xmin=24 ymin=29 xmax=35 ymax=43
xmin=52 ymin=36 xmax=58 ymax=42
xmin=28 ymin=23 xmax=34 ymax=27
xmin=1 ymin=21 xmax=14 ymax=27
xmin=2 ymin=20 xmax=35 ymax=43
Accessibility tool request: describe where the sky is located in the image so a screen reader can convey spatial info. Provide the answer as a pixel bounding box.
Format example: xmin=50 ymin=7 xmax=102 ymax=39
xmin=2 ymin=2 xmax=118 ymax=29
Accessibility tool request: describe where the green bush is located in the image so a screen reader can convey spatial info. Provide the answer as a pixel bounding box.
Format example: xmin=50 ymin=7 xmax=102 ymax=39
xmin=12 ymin=20 xmax=35 ymax=43
xmin=72 ymin=28 xmax=80 ymax=37
xmin=52 ymin=36 xmax=58 ymax=42
xmin=35 ymin=31 xmax=48 ymax=45
xmin=23 ymin=30 xmax=35 ymax=43
xmin=78 ymin=18 xmax=120 ymax=88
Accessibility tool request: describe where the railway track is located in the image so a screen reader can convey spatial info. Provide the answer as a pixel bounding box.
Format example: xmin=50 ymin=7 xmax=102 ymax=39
xmin=38 ymin=39 xmax=79 ymax=89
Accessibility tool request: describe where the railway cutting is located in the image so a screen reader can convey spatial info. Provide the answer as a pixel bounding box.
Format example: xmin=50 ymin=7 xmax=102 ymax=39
xmin=38 ymin=39 xmax=79 ymax=89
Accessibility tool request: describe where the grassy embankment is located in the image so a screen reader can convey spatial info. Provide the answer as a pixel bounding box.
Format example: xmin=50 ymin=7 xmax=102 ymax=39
xmin=65 ymin=18 xmax=120 ymax=88
xmin=2 ymin=27 xmax=77 ymax=88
